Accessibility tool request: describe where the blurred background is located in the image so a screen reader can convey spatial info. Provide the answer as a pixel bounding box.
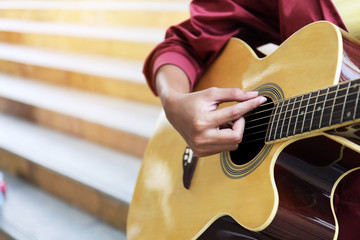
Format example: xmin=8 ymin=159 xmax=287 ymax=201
xmin=0 ymin=0 xmax=358 ymax=239
xmin=0 ymin=0 xmax=188 ymax=239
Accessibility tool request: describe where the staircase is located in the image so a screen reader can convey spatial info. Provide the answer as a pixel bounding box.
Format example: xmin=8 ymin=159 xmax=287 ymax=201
xmin=0 ymin=1 xmax=189 ymax=239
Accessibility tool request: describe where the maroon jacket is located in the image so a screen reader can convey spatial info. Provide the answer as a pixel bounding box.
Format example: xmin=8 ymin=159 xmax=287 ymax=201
xmin=144 ymin=0 xmax=346 ymax=95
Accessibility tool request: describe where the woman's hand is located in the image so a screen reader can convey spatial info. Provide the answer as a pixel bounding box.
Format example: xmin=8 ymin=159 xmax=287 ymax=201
xmin=156 ymin=65 xmax=266 ymax=157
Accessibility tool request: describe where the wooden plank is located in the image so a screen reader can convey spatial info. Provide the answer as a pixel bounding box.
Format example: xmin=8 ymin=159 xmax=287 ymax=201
xmin=0 ymin=75 xmax=161 ymax=156
xmin=0 ymin=113 xmax=142 ymax=231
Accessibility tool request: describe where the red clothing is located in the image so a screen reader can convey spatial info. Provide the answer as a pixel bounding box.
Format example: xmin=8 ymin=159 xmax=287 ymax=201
xmin=143 ymin=0 xmax=347 ymax=95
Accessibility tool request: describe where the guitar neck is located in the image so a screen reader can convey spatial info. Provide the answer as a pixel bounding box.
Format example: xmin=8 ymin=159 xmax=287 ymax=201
xmin=266 ymin=78 xmax=360 ymax=142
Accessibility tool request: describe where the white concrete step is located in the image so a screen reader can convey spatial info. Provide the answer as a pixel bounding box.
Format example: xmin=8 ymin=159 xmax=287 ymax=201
xmin=0 ymin=1 xmax=190 ymax=28
xmin=0 ymin=19 xmax=165 ymax=43
xmin=0 ymin=74 xmax=161 ymax=156
xmin=0 ymin=42 xmax=144 ymax=83
xmin=0 ymin=74 xmax=160 ymax=139
xmin=0 ymin=43 xmax=159 ymax=103
xmin=0 ymin=19 xmax=165 ymax=60
xmin=0 ymin=113 xmax=142 ymax=230
xmin=0 ymin=171 xmax=127 ymax=240
xmin=0 ymin=1 xmax=189 ymax=11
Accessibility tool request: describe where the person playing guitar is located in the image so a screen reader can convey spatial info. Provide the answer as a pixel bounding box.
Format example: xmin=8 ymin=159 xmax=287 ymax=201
xmin=132 ymin=1 xmax=360 ymax=239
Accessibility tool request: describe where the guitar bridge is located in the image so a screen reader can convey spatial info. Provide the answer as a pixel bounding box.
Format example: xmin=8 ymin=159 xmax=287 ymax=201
xmin=182 ymin=146 xmax=198 ymax=189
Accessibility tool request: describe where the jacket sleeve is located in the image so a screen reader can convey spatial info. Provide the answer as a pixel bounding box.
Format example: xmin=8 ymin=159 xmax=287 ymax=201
xmin=143 ymin=0 xmax=347 ymax=96
xmin=143 ymin=0 xmax=280 ymax=95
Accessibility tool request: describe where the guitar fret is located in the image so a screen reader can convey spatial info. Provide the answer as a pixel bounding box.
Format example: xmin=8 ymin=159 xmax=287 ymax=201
xmin=287 ymin=96 xmax=301 ymax=136
xmin=274 ymin=101 xmax=286 ymax=140
xmin=300 ymin=93 xmax=312 ymax=133
xmin=312 ymin=88 xmax=327 ymax=131
xmin=266 ymin=78 xmax=360 ymax=143
xmin=293 ymin=95 xmax=305 ymax=135
xmin=355 ymin=83 xmax=360 ymax=119
xmin=267 ymin=102 xmax=281 ymax=142
xmin=285 ymin=98 xmax=296 ymax=138
xmin=319 ymin=87 xmax=332 ymax=129
xmin=340 ymin=82 xmax=352 ymax=123
xmin=345 ymin=84 xmax=356 ymax=121
xmin=309 ymin=90 xmax=320 ymax=132
xmin=329 ymin=84 xmax=340 ymax=126
xmin=318 ymin=88 xmax=329 ymax=129
xmin=343 ymin=81 xmax=359 ymax=121
xmin=332 ymin=83 xmax=350 ymax=126
xmin=279 ymin=99 xmax=291 ymax=139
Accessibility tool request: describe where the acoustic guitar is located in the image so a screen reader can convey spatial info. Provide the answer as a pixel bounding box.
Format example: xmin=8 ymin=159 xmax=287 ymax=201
xmin=127 ymin=21 xmax=360 ymax=239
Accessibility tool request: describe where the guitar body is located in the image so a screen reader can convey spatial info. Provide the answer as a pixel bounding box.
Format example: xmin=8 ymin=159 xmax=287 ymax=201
xmin=127 ymin=21 xmax=360 ymax=240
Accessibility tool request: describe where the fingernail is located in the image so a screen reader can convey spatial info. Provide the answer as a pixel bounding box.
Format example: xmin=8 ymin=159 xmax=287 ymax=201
xmin=247 ymin=91 xmax=258 ymax=96
xmin=258 ymin=96 xmax=267 ymax=104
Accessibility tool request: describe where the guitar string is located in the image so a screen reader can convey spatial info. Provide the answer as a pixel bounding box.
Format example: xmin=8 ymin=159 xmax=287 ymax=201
xmin=245 ymin=96 xmax=359 ymax=136
xmin=217 ymin=80 xmax=360 ymax=146
xmin=237 ymin=97 xmax=360 ymax=145
xmin=243 ymin=89 xmax=359 ymax=132
xmin=243 ymin=81 xmax=359 ymax=121
xmin=243 ymin=83 xmax=359 ymax=126
xmin=240 ymin=104 xmax=360 ymax=146
xmin=270 ymin=79 xmax=359 ymax=107
xmin=225 ymin=80 xmax=360 ymax=147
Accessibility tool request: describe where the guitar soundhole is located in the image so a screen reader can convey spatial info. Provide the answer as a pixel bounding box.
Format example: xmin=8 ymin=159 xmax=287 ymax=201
xmin=230 ymin=97 xmax=273 ymax=165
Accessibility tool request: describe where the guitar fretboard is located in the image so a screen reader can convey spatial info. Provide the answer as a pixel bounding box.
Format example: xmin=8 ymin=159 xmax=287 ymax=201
xmin=266 ymin=78 xmax=360 ymax=142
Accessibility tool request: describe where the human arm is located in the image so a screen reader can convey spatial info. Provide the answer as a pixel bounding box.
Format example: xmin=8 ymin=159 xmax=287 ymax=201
xmin=144 ymin=1 xmax=275 ymax=157
xmin=144 ymin=0 xmax=282 ymax=96
xmin=155 ymin=64 xmax=266 ymax=157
